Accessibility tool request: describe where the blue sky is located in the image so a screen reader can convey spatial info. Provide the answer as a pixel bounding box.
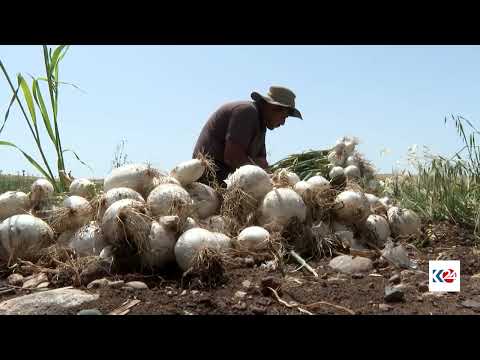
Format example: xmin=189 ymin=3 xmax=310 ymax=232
xmin=1 ymin=45 xmax=478 ymax=179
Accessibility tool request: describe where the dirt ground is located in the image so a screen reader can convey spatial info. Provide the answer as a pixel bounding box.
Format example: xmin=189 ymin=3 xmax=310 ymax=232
xmin=1 ymin=221 xmax=479 ymax=315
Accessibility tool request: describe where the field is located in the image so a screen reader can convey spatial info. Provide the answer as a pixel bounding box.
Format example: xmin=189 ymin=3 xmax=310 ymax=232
xmin=0 ymin=45 xmax=479 ymax=315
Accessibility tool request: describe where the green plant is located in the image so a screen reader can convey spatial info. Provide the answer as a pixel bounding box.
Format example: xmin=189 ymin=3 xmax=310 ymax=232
xmin=0 ymin=45 xmax=89 ymax=193
xmin=387 ymin=115 xmax=480 ymax=238
xmin=269 ymin=149 xmax=330 ymax=180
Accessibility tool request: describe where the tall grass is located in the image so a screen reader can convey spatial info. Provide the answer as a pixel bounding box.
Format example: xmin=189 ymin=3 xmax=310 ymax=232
xmin=0 ymin=45 xmax=89 ymax=194
xmin=386 ymin=115 xmax=480 ymax=237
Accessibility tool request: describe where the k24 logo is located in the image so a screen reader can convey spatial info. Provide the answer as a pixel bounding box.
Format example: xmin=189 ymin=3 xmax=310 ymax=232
xmin=431 ymin=269 xmax=457 ymax=283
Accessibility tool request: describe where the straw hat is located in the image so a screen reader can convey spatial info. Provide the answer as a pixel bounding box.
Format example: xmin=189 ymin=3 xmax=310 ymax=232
xmin=251 ymin=86 xmax=302 ymax=119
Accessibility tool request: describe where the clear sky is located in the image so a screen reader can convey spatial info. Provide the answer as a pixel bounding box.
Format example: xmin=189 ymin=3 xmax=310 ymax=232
xmin=1 ymin=45 xmax=478 ymax=179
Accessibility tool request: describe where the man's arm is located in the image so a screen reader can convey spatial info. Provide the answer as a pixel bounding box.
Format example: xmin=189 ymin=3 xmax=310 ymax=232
xmin=224 ymin=106 xmax=258 ymax=169
xmin=224 ymin=140 xmax=254 ymax=169
xmin=254 ymin=142 xmax=269 ymax=169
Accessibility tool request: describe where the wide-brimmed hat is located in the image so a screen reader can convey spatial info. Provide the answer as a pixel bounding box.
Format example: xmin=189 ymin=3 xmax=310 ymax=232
xmin=251 ymin=86 xmax=303 ymax=119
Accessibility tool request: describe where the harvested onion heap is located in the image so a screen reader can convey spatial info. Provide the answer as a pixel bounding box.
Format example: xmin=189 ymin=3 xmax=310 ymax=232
xmin=0 ymin=138 xmax=422 ymax=276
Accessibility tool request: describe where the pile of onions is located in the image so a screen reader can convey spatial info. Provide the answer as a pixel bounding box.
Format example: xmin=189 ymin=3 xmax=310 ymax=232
xmin=147 ymin=184 xmax=193 ymax=218
xmin=225 ymin=165 xmax=273 ymax=200
xmin=68 ymin=221 xmax=106 ymax=256
xmin=334 ymin=190 xmax=370 ymax=225
xmin=387 ymin=207 xmax=421 ymax=237
xmin=170 ymin=159 xmax=206 ymax=186
xmin=174 ymin=228 xmax=231 ymax=271
xmin=0 ymin=191 xmax=30 ymax=221
xmin=0 ymin=214 xmax=54 ymax=262
xmin=363 ymin=214 xmax=391 ymax=247
xmin=69 ymin=178 xmax=97 ymax=200
xmin=236 ymin=226 xmax=270 ymax=251
xmin=103 ymin=163 xmax=162 ymax=198
xmin=258 ymin=188 xmax=307 ymax=226
xmin=185 ymin=182 xmax=220 ymax=219
xmin=97 ymin=187 xmax=145 ymax=220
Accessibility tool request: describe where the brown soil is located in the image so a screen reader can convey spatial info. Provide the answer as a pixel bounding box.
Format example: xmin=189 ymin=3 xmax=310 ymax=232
xmin=1 ymin=221 xmax=479 ymax=315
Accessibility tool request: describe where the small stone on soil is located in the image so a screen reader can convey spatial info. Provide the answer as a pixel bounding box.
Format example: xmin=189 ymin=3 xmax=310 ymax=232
xmin=36 ymin=282 xmax=49 ymax=289
xmin=250 ymin=305 xmax=266 ymax=314
xmin=461 ymin=299 xmax=480 ymax=311
xmin=235 ymin=291 xmax=247 ymax=299
xmin=242 ymin=280 xmax=251 ymax=288
xmin=418 ymin=281 xmax=429 ymax=293
xmin=108 ymin=280 xmax=125 ymax=289
xmin=379 ymin=303 xmax=393 ymax=311
xmin=368 ymin=283 xmax=375 ymax=289
xmin=7 ymin=274 xmax=24 ymax=286
xmin=389 ymin=274 xmax=401 ymax=285
xmin=87 ymin=278 xmax=110 ymax=289
xmin=22 ymin=273 xmax=48 ymax=289
xmin=244 ymin=257 xmax=255 ymax=266
xmin=77 ymin=309 xmax=102 ymax=315
xmin=125 ymin=281 xmax=148 ymax=290
xmin=384 ymin=286 xmax=405 ymax=303
xmin=232 ymin=302 xmax=247 ymax=311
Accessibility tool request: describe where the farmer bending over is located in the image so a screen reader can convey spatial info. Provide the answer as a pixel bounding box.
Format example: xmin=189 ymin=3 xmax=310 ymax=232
xmin=193 ymin=86 xmax=303 ymax=186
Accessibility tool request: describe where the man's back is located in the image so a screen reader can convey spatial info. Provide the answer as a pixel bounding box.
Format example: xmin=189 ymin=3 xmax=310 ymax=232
xmin=193 ymin=100 xmax=266 ymax=180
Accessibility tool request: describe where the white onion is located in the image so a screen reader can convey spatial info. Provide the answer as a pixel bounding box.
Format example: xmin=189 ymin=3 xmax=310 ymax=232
xmin=365 ymin=193 xmax=381 ymax=209
xmin=61 ymin=196 xmax=94 ymax=232
xmin=342 ymin=136 xmax=359 ymax=156
xmin=30 ymin=178 xmax=54 ymax=206
xmin=141 ymin=220 xmax=177 ymax=269
xmin=185 ymin=182 xmax=220 ymax=219
xmin=329 ymin=166 xmax=345 ymax=180
xmin=103 ymin=163 xmax=162 ymax=198
xmin=328 ymin=151 xmax=346 ymax=167
xmin=379 ymin=196 xmax=393 ymax=209
xmin=101 ymin=199 xmax=151 ymax=248
xmin=203 ymin=215 xmax=230 ymax=234
xmin=344 ymin=165 xmax=361 ymax=179
xmin=286 ymin=172 xmax=301 ymax=186
xmin=306 ymin=176 xmax=331 ymax=193
xmin=334 ymin=191 xmax=370 ymax=225
xmin=170 ymin=159 xmax=205 ymax=186
xmin=237 ymin=226 xmax=270 ymax=251
xmin=0 ymin=214 xmax=54 ymax=262
xmin=293 ymin=181 xmax=311 ymax=196
xmin=147 ymin=184 xmax=193 ymax=218
xmin=68 ymin=222 xmax=106 ymax=256
xmin=345 ymin=155 xmax=360 ymax=167
xmin=387 ymin=207 xmax=421 ymax=237
xmin=0 ymin=191 xmax=30 ymax=221
xmin=364 ymin=214 xmax=391 ymax=247
xmin=174 ymin=228 xmax=231 ymax=271
xmin=182 ymin=217 xmax=198 ymax=232
xmin=97 ymin=187 xmax=145 ymax=220
xmin=69 ymin=178 xmax=96 ymax=200
xmin=152 ymin=175 xmax=181 ymax=187
xmin=258 ymin=188 xmax=307 ymax=226
xmin=99 ymin=246 xmax=113 ymax=261
xmin=225 ymin=165 xmax=273 ymax=200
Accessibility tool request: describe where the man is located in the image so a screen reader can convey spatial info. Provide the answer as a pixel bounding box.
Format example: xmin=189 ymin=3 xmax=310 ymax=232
xmin=193 ymin=86 xmax=303 ymax=186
